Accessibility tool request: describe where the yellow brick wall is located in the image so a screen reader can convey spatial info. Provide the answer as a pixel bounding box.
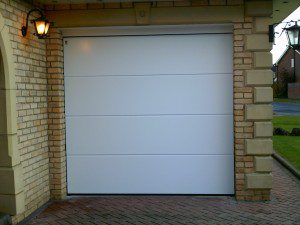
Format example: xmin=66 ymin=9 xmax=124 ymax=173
xmin=0 ymin=0 xmax=50 ymax=223
xmin=233 ymin=17 xmax=272 ymax=200
xmin=46 ymin=29 xmax=66 ymax=200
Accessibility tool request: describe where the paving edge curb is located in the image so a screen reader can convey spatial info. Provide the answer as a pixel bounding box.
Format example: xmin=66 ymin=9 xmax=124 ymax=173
xmin=273 ymin=153 xmax=300 ymax=179
xmin=19 ymin=201 xmax=51 ymax=225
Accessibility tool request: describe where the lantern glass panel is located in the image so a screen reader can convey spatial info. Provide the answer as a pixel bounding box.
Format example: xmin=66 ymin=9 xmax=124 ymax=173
xmin=35 ymin=20 xmax=46 ymax=35
xmin=45 ymin=22 xmax=50 ymax=35
xmin=287 ymin=29 xmax=299 ymax=45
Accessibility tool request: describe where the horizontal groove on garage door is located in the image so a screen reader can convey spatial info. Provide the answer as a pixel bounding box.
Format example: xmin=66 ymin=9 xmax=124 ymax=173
xmin=66 ymin=114 xmax=232 ymax=116
xmin=68 ymin=154 xmax=233 ymax=156
xmin=64 ymin=72 xmax=232 ymax=77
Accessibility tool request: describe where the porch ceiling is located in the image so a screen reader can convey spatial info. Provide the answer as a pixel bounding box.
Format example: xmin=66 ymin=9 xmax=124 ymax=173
xmin=34 ymin=0 xmax=300 ymax=24
xmin=272 ymin=0 xmax=300 ymax=23
xmin=37 ymin=0 xmax=177 ymax=3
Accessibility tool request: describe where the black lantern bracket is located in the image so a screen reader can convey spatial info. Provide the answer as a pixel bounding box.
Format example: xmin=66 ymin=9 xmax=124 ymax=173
xmin=269 ymin=20 xmax=300 ymax=50
xmin=21 ymin=8 xmax=50 ymax=39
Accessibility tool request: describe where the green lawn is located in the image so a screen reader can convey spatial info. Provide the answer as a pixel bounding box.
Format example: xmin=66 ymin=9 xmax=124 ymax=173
xmin=273 ymin=116 xmax=300 ymax=170
xmin=274 ymin=98 xmax=300 ymax=104
xmin=273 ymin=116 xmax=300 ymax=132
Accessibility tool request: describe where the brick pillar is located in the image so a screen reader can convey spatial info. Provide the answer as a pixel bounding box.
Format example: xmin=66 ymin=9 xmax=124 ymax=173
xmin=46 ymin=28 xmax=67 ymax=200
xmin=234 ymin=0 xmax=273 ymax=200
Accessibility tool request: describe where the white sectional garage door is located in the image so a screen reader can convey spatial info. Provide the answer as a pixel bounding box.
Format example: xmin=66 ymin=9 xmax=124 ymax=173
xmin=64 ymin=25 xmax=234 ymax=194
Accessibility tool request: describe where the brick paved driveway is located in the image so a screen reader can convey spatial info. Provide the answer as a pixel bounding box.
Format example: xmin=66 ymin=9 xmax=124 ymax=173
xmin=27 ymin=160 xmax=300 ymax=225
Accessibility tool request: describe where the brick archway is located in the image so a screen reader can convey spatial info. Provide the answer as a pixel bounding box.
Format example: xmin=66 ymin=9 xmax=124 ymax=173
xmin=0 ymin=13 xmax=25 ymax=215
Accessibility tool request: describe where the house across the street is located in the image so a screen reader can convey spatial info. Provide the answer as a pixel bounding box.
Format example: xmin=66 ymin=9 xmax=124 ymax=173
xmin=273 ymin=47 xmax=300 ymax=99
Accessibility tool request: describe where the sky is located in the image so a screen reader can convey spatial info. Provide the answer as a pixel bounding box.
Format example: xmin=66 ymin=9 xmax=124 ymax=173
xmin=271 ymin=6 xmax=300 ymax=63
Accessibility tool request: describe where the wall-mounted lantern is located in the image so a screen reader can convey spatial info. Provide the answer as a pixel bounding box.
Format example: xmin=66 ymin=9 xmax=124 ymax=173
xmin=284 ymin=22 xmax=300 ymax=50
xmin=269 ymin=20 xmax=300 ymax=50
xmin=21 ymin=8 xmax=50 ymax=39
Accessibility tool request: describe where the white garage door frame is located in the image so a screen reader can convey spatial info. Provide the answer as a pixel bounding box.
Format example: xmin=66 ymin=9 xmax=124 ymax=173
xmin=62 ymin=24 xmax=235 ymax=195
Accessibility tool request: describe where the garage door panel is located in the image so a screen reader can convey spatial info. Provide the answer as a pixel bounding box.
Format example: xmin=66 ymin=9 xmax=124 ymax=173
xmin=64 ymin=34 xmax=233 ymax=76
xmin=65 ymin=74 xmax=233 ymax=116
xmin=67 ymin=115 xmax=233 ymax=155
xmin=65 ymin=28 xmax=234 ymax=194
xmin=67 ymin=155 xmax=234 ymax=194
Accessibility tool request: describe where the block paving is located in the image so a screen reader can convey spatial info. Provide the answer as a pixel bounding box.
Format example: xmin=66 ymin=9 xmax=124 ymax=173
xmin=27 ymin=160 xmax=300 ymax=225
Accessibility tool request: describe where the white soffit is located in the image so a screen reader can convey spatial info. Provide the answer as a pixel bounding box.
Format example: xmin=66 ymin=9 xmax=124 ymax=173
xmin=61 ymin=24 xmax=233 ymax=37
